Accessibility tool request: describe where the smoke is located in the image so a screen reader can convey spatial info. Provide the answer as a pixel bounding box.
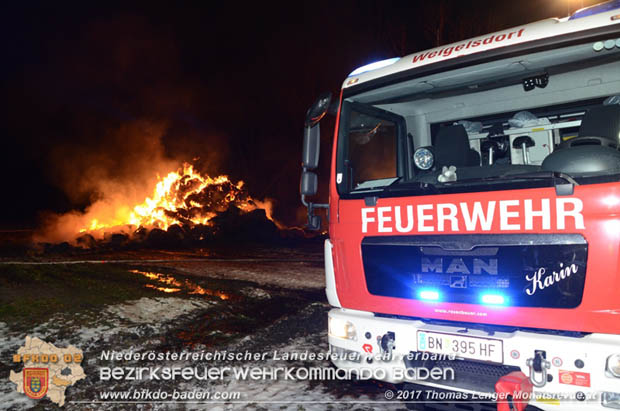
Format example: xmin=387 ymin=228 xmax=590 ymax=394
xmin=9 ymin=12 xmax=306 ymax=244
xmin=28 ymin=14 xmax=238 ymax=242
xmin=36 ymin=120 xmax=181 ymax=242
xmin=35 ymin=118 xmax=286 ymax=243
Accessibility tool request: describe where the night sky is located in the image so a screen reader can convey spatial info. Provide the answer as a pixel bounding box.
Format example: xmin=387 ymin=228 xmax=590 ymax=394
xmin=0 ymin=0 xmax=599 ymax=230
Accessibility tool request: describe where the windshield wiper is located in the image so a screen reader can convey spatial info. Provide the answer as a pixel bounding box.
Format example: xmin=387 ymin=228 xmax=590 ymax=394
xmin=384 ymin=178 xmax=439 ymax=194
xmin=459 ymin=171 xmax=579 ymax=195
xmin=481 ymin=171 xmax=578 ymax=185
xmin=351 ymin=177 xmax=403 ymax=193
xmin=358 ymin=178 xmax=438 ymax=206
xmin=350 ymin=177 xmax=439 ymax=201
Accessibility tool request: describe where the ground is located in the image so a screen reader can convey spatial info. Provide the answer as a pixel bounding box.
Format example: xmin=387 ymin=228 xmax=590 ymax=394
xmin=0 ymin=244 xmax=406 ymax=410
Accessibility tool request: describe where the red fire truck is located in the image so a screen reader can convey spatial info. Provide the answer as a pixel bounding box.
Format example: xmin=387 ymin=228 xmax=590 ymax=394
xmin=301 ymin=2 xmax=620 ymax=410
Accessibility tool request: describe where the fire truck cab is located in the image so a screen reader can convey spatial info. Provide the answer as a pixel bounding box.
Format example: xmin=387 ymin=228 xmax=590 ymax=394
xmin=301 ymin=2 xmax=620 ymax=410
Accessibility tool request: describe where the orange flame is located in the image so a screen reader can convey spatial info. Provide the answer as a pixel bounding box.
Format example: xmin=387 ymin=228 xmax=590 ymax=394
xmin=132 ymin=269 xmax=230 ymax=299
xmin=79 ymin=163 xmax=278 ymax=234
xmin=145 ymin=284 xmax=182 ymax=293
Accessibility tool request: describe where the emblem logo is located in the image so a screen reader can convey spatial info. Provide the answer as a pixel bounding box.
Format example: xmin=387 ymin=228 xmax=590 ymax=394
xmin=420 ymin=257 xmax=498 ymax=275
xmin=450 ymin=275 xmax=467 ymax=288
xmin=23 ymin=368 xmax=48 ymax=400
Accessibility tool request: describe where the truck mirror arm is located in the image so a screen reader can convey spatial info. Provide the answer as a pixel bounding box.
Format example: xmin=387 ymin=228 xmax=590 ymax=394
xmin=301 ymin=178 xmax=329 ymax=231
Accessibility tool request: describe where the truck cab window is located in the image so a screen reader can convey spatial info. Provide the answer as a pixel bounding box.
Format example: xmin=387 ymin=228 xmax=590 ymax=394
xmin=347 ymin=109 xmax=397 ymax=190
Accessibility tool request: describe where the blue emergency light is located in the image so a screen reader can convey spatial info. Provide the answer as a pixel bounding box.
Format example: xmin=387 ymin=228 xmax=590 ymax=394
xmin=419 ymin=289 xmax=440 ymax=301
xmin=569 ymin=0 xmax=620 ymax=20
xmin=481 ymin=293 xmax=507 ymax=306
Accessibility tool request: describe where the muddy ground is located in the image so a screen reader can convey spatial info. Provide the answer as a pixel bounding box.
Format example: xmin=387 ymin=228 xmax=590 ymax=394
xmin=0 ymin=245 xmax=408 ymax=411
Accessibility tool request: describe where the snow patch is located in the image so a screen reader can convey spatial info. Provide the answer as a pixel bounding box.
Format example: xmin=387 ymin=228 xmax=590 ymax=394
xmin=0 ymin=297 xmax=215 ymax=411
xmin=105 ymin=297 xmax=212 ymax=323
xmin=151 ymin=260 xmax=325 ymax=290
xmin=240 ymin=287 xmax=271 ymax=300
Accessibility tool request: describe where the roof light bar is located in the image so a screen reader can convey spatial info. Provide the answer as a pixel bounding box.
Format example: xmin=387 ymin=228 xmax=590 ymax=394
xmin=569 ymin=0 xmax=620 ymax=20
xmin=348 ymin=57 xmax=400 ymax=77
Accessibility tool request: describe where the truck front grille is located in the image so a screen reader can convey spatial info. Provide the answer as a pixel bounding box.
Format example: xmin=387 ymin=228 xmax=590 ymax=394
xmin=362 ymin=234 xmax=587 ymax=308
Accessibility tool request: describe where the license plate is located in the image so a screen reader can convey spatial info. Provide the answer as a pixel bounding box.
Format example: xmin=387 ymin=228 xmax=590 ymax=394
xmin=417 ymin=331 xmax=503 ymax=363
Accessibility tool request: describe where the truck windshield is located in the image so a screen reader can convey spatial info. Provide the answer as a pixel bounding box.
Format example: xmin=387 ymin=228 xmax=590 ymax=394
xmin=336 ymin=38 xmax=620 ymax=197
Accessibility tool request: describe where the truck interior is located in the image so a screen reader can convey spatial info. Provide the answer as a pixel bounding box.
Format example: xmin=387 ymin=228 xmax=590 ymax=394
xmin=339 ymin=37 xmax=620 ymax=195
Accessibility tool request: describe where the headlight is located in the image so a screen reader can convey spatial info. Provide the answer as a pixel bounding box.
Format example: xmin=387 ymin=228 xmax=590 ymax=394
xmin=607 ymin=354 xmax=620 ymax=377
xmin=413 ymin=147 xmax=434 ymax=170
xmin=602 ymin=391 xmax=620 ymax=409
xmin=328 ymin=317 xmax=357 ymax=340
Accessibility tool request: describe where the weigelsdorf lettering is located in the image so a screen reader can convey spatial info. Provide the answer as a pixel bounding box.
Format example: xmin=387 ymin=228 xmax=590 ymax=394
xmin=361 ymin=198 xmax=584 ymax=233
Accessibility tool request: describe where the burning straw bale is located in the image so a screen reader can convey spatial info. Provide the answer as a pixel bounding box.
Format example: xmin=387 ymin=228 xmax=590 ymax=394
xmin=36 ymin=208 xmax=310 ymax=254
xmin=25 ymin=162 xmax=324 ymax=255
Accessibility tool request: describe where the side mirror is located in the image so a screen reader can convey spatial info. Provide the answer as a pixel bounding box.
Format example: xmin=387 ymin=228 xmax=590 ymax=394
xmin=305 ymin=92 xmax=332 ymax=128
xmin=300 ymin=171 xmax=318 ymax=196
xmin=302 ymin=125 xmax=320 ymax=170
xmin=300 ymin=92 xmax=332 ymax=231
xmin=307 ymin=214 xmax=321 ymax=231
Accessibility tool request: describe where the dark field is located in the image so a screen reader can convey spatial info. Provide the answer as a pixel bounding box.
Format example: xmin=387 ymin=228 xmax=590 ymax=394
xmin=0 ymin=244 xmax=403 ymax=411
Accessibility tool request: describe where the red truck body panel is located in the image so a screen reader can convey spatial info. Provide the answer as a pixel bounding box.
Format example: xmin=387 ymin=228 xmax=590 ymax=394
xmin=328 ymin=95 xmax=620 ymax=335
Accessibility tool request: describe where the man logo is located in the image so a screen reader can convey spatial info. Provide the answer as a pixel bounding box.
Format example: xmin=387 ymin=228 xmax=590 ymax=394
xmin=450 ymin=275 xmax=467 ymax=288
xmin=421 ymin=257 xmax=498 ymax=275
xmin=23 ymin=368 xmax=48 ymax=400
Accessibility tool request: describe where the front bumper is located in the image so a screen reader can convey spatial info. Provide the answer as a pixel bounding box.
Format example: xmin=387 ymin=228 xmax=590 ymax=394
xmin=328 ymin=308 xmax=620 ymax=410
